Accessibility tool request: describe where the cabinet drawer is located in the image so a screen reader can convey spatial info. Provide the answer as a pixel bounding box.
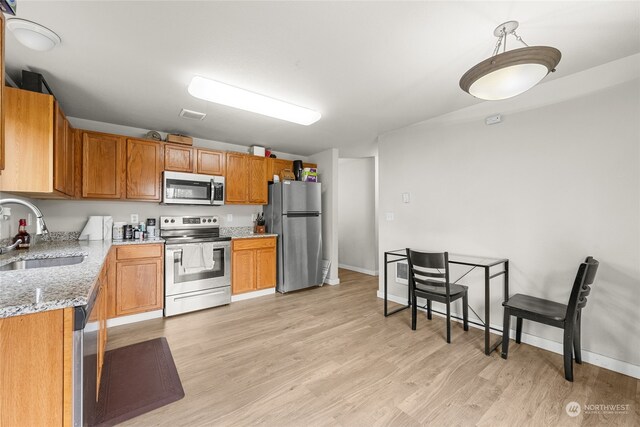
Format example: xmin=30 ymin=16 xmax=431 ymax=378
xmin=232 ymin=237 xmax=276 ymax=251
xmin=116 ymin=244 xmax=163 ymax=260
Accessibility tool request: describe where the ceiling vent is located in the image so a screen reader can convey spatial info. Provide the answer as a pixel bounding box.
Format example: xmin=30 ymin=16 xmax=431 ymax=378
xmin=179 ymin=108 xmax=206 ymax=120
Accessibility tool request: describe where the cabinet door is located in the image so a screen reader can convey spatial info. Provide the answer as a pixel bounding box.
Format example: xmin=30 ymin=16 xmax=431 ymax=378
xmin=164 ymin=144 xmax=193 ymax=172
xmin=232 ymin=249 xmax=255 ymax=294
xmin=53 ymin=103 xmax=66 ymax=194
xmin=82 ymin=132 xmax=124 ymax=199
xmin=225 ymin=152 xmax=248 ymax=203
xmin=116 ymin=259 xmax=163 ymax=316
xmin=53 ymin=103 xmax=75 ymax=197
xmin=196 ymin=149 xmax=225 ymax=175
xmin=0 ymin=88 xmax=54 ymax=193
xmin=126 ymin=138 xmax=163 ymax=201
xmin=256 ymin=246 xmax=276 ymax=290
xmin=247 ymin=156 xmax=267 ymax=204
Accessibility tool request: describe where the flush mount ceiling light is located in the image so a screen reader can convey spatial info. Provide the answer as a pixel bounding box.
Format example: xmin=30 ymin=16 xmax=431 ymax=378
xmin=460 ymin=21 xmax=561 ymax=101
xmin=188 ymin=76 xmax=321 ymax=126
xmin=6 ymin=18 xmax=61 ymax=51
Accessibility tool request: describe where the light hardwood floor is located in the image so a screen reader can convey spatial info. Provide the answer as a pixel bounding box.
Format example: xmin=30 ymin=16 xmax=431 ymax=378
xmin=108 ymin=269 xmax=639 ymax=426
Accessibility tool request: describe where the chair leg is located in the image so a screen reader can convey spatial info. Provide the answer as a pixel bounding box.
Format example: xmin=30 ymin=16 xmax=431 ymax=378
xmin=501 ymin=309 xmax=511 ymax=359
xmin=574 ymin=311 xmax=582 ymax=364
xmin=515 ymin=317 xmax=523 ymax=344
xmin=563 ymin=326 xmax=574 ymax=382
xmin=446 ymin=300 xmax=451 ymax=343
xmin=411 ymin=291 xmax=417 ymax=331
xmin=462 ymin=291 xmax=469 ymax=331
xmin=427 ymin=300 xmax=432 ymax=320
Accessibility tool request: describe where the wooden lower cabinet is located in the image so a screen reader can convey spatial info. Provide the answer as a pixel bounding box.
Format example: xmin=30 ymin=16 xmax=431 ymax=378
xmin=110 ymin=243 xmax=164 ymax=318
xmin=0 ymin=308 xmax=74 ymax=426
xmin=231 ymin=237 xmax=277 ymax=295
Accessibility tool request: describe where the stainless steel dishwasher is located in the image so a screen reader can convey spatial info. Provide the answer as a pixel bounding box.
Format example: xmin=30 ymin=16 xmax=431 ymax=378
xmin=72 ymin=285 xmax=100 ymax=426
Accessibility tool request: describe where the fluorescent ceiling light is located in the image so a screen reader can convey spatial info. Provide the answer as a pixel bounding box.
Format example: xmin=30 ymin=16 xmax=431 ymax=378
xmin=188 ymin=76 xmax=321 ymax=125
xmin=7 ymin=18 xmax=61 ymax=51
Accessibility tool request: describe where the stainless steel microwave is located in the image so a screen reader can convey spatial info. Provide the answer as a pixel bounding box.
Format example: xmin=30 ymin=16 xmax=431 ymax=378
xmin=163 ymin=171 xmax=225 ymax=205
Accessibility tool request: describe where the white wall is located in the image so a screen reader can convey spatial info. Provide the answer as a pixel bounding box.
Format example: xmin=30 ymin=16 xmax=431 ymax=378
xmin=338 ymin=157 xmax=377 ymax=275
xmin=308 ymin=148 xmax=339 ymax=284
xmin=378 ymin=56 xmax=640 ymax=372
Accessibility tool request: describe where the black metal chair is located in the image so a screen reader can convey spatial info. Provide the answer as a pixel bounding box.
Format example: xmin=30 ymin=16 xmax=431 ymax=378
xmin=406 ymin=249 xmax=469 ymax=343
xmin=501 ymin=256 xmax=599 ymax=381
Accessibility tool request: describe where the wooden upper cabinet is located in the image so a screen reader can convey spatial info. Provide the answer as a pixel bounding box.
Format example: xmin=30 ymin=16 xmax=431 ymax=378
xmin=226 ymin=152 xmax=267 ymax=204
xmin=126 ymin=138 xmax=163 ymax=201
xmin=82 ymin=131 xmax=124 ymax=199
xmin=247 ymin=156 xmax=267 ymax=204
xmin=196 ymin=148 xmax=225 ymax=175
xmin=0 ymin=88 xmax=54 ymax=194
xmin=267 ymin=158 xmax=293 ymax=181
xmin=225 ymin=152 xmax=249 ymax=203
xmin=164 ymin=143 xmax=193 ymax=172
xmin=53 ymin=102 xmax=74 ymax=197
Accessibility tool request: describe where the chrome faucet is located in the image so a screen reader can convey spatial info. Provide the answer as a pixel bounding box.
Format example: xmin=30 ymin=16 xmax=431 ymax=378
xmin=0 ymin=198 xmax=49 ymax=254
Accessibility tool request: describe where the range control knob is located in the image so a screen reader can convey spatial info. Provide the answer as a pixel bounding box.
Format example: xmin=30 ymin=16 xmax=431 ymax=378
xmin=170 ymin=219 xmax=175 ymax=223
xmin=164 ymin=219 xmax=169 ymax=223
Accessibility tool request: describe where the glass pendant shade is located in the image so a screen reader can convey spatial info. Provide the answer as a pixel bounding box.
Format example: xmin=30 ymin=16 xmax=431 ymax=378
xmin=459 ymin=21 xmax=561 ymax=101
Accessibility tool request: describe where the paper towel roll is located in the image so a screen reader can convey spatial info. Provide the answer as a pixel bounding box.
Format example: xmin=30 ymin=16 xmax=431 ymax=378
xmin=79 ymin=216 xmax=104 ymax=240
xmin=79 ymin=216 xmax=114 ymax=241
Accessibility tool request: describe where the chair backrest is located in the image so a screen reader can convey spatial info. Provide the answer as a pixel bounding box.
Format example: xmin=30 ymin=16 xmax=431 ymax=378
xmin=405 ymin=249 xmax=451 ymax=296
xmin=566 ymin=256 xmax=599 ymax=321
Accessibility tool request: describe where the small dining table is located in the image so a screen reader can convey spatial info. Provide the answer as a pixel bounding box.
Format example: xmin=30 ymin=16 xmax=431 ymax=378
xmin=383 ymin=249 xmax=509 ymax=356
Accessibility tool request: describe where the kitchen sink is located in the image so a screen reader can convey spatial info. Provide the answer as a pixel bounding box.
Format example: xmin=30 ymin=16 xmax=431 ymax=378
xmin=0 ymin=255 xmax=87 ymax=271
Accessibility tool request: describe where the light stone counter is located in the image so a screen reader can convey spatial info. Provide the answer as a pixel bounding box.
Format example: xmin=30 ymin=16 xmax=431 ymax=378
xmin=0 ymin=238 xmax=164 ymax=319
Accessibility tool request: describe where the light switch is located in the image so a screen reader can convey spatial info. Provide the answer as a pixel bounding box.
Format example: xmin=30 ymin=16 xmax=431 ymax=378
xmin=402 ymin=193 xmax=410 ymax=204
xmin=385 ymin=212 xmax=394 ymax=221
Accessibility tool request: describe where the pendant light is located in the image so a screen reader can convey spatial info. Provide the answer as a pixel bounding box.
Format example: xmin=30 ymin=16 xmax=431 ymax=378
xmin=460 ymin=21 xmax=561 ymax=101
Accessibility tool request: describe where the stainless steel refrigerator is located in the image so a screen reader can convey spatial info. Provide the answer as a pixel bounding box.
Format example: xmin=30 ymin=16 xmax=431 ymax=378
xmin=264 ymin=181 xmax=323 ymax=293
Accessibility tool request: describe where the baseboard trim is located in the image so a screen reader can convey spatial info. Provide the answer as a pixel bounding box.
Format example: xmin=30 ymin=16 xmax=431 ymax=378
xmin=325 ymin=277 xmax=340 ymax=286
xmin=339 ymin=263 xmax=378 ymax=276
xmin=107 ymin=310 xmax=163 ymax=328
xmin=377 ymin=291 xmax=640 ymax=379
xmin=231 ymin=288 xmax=276 ymax=302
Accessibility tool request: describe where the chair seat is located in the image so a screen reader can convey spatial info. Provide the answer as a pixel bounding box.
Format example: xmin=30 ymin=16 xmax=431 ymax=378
xmin=415 ymin=282 xmax=468 ymax=296
xmin=503 ymin=293 xmax=567 ymax=322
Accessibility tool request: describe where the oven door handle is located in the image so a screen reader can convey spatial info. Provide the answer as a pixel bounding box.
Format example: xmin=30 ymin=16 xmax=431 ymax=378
xmin=173 ymin=289 xmax=227 ymax=301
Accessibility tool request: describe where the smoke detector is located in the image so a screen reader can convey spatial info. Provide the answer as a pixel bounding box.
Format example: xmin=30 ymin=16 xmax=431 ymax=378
xmin=179 ymin=108 xmax=206 ymax=120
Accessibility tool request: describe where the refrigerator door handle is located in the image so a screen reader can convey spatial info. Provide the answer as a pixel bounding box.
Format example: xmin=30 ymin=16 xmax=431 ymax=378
xmin=286 ymin=212 xmax=320 ymax=217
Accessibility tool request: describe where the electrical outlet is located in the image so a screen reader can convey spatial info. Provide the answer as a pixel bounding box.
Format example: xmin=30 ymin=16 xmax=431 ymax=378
xmin=402 ymin=192 xmax=410 ymax=204
xmin=131 ymin=214 xmax=139 ymax=224
xmin=226 ymin=214 xmax=233 ymax=222
xmin=385 ymin=212 xmax=394 ymax=221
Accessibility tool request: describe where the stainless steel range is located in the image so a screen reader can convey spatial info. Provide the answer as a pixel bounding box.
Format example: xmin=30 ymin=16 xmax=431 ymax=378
xmin=161 ymin=215 xmax=231 ymax=316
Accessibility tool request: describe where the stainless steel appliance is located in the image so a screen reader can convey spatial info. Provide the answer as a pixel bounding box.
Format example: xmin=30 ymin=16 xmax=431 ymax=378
xmin=161 ymin=215 xmax=231 ymax=316
xmin=163 ymin=171 xmax=224 ymax=205
xmin=264 ymin=181 xmax=323 ymax=293
xmin=72 ymin=289 xmax=99 ymax=426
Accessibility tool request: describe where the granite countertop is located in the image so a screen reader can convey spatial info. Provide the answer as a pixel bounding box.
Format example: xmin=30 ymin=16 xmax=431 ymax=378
xmin=221 ymin=226 xmax=278 ymax=240
xmin=0 ymin=238 xmax=164 ymax=319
